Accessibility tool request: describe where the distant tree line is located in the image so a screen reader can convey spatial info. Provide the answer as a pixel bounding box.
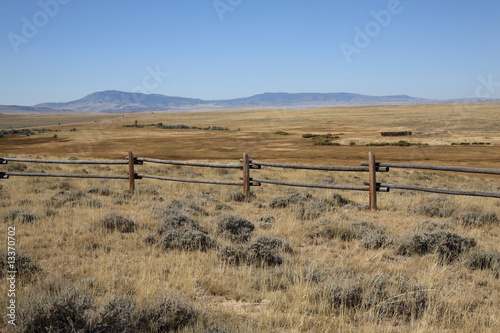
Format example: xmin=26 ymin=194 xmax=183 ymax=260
xmin=123 ymin=121 xmax=230 ymax=131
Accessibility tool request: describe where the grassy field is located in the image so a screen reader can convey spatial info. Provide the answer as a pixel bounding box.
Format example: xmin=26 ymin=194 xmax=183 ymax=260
xmin=1 ymin=103 xmax=499 ymax=166
xmin=1 ymin=103 xmax=499 ymax=332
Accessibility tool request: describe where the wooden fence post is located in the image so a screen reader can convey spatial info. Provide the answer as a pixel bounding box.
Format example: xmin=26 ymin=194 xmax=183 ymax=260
xmin=368 ymin=152 xmax=377 ymax=210
xmin=128 ymin=151 xmax=135 ymax=192
xmin=242 ymin=152 xmax=250 ymax=199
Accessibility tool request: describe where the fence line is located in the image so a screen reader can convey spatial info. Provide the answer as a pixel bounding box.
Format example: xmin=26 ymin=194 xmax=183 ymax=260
xmin=1 ymin=152 xmax=499 ymax=211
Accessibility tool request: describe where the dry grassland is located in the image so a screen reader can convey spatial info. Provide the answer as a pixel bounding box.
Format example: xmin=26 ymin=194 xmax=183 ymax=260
xmin=1 ymin=103 xmax=499 ymax=166
xmin=0 ymin=103 xmax=499 ymax=332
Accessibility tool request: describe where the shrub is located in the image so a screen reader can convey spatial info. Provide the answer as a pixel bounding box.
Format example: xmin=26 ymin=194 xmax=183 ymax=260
xmin=47 ymin=190 xmax=88 ymax=208
xmin=87 ymin=186 xmax=111 ymax=196
xmin=331 ymin=193 xmax=353 ymax=206
xmin=92 ymin=297 xmax=136 ymax=333
xmin=413 ymin=204 xmax=454 ymax=218
xmin=361 ymin=233 xmax=388 ymax=249
xmin=215 ymin=203 xmax=233 ymax=211
xmin=95 ymin=213 xmax=137 ymax=233
xmin=462 ymin=250 xmax=500 ymax=272
xmin=269 ymin=193 xmax=312 ymax=209
xmin=218 ymin=240 xmax=285 ymax=267
xmin=269 ymin=196 xmax=291 ymax=208
xmin=218 ymin=245 xmax=249 ymax=266
xmin=397 ymin=231 xmax=476 ymax=263
xmin=377 ymin=284 xmax=428 ymax=321
xmin=414 ymin=220 xmax=451 ymax=232
xmin=142 ymin=234 xmax=157 ymax=245
xmin=322 ymin=283 xmax=364 ymax=309
xmin=73 ymin=197 xmax=102 ymax=208
xmin=133 ymin=295 xmax=197 ymax=333
xmin=253 ymin=235 xmax=293 ymax=253
xmin=157 ymin=210 xmax=203 ymax=234
xmin=216 ymin=214 xmax=255 ymax=243
xmin=3 ymin=209 xmax=38 ymax=223
xmin=275 ymin=130 xmax=289 ymax=135
xmin=226 ymin=191 xmax=249 ymax=202
xmin=157 ymin=230 xmax=216 ymax=252
xmin=311 ymin=225 xmax=359 ymax=242
xmin=7 ymin=163 xmax=27 ymax=172
xmin=205 ymin=326 xmax=231 ymax=333
xmin=19 ymin=288 xmax=93 ymax=333
xmin=0 ymin=252 xmax=42 ymax=278
xmin=455 ymin=210 xmax=499 ymax=228
xmin=247 ymin=242 xmax=284 ymax=267
xmin=259 ymin=215 xmax=276 ymax=223
xmin=169 ymin=199 xmax=209 ymax=216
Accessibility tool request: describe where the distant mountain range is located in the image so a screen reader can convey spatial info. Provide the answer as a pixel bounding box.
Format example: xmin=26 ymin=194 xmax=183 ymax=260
xmin=0 ymin=90 xmax=498 ymax=114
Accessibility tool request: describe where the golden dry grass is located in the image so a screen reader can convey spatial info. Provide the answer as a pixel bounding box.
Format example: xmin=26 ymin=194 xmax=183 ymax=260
xmin=1 ymin=158 xmax=499 ymax=332
xmin=1 ymin=104 xmax=499 ymax=332
xmin=1 ymin=103 xmax=499 ymax=166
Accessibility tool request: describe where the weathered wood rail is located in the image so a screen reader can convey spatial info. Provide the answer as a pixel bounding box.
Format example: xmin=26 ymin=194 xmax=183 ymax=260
xmin=1 ymin=153 xmax=499 ymax=211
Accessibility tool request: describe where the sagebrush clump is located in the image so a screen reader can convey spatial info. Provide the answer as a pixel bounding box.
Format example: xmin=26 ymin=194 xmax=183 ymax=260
xmin=3 ymin=209 xmax=38 ymax=223
xmin=93 ymin=212 xmax=137 ymax=233
xmin=397 ymin=231 xmax=476 ymax=263
xmin=216 ymin=214 xmax=255 ymax=243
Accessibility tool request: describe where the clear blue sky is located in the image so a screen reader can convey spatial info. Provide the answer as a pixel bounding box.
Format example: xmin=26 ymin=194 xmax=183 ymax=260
xmin=1 ymin=0 xmax=499 ymax=105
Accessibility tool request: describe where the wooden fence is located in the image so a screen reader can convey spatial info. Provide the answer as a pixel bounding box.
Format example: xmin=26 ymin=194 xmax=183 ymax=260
xmin=1 ymin=153 xmax=499 ymax=210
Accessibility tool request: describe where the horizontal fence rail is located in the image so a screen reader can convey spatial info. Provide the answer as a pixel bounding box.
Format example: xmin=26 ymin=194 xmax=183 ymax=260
xmin=251 ymin=160 xmax=389 ymax=172
xmin=0 ymin=157 xmax=129 ymax=165
xmin=363 ymin=182 xmax=500 ymax=198
xmin=359 ymin=162 xmax=500 ymax=175
xmin=1 ymin=152 xmax=498 ymax=211
xmin=252 ymin=178 xmax=388 ymax=192
xmin=1 ymin=172 xmax=129 ymax=180
xmin=136 ymin=157 xmax=241 ymax=169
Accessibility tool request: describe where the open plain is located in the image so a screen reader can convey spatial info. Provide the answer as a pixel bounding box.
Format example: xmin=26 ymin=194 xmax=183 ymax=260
xmin=1 ymin=103 xmax=499 ymax=332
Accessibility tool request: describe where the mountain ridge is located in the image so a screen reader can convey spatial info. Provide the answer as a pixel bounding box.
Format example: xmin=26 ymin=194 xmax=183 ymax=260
xmin=1 ymin=90 xmax=497 ymax=114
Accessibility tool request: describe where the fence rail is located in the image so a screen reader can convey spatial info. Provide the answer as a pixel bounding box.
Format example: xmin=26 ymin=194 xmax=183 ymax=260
xmin=0 ymin=157 xmax=129 ymax=165
xmin=136 ymin=157 xmax=242 ymax=169
xmin=1 ymin=152 xmax=499 ymax=210
xmin=359 ymin=162 xmax=500 ymax=175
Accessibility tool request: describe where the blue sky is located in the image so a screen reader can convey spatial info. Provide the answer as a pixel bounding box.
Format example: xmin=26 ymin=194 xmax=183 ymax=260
xmin=1 ymin=0 xmax=499 ymax=105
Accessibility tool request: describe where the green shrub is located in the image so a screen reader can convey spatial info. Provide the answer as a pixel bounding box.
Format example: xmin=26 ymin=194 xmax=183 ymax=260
xmin=275 ymin=130 xmax=289 ymax=135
